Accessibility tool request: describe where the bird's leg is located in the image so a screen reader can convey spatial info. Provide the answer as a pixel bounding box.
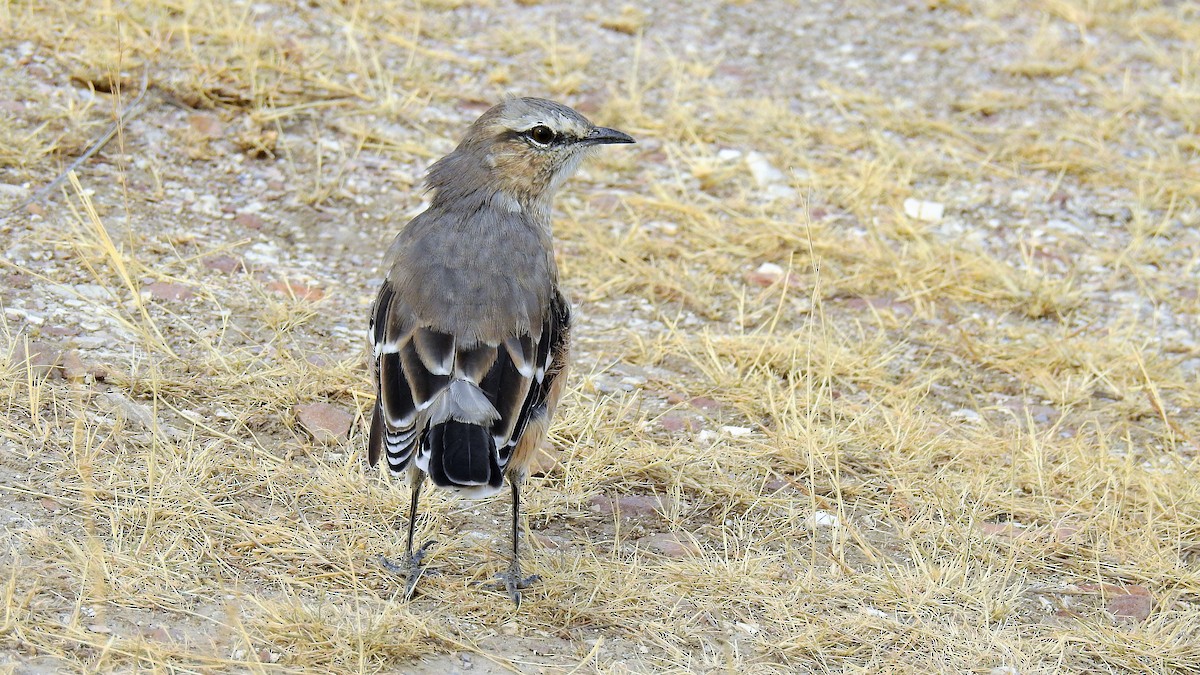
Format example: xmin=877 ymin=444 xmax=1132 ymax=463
xmin=495 ymin=478 xmax=540 ymax=607
xmin=380 ymin=473 xmax=435 ymax=599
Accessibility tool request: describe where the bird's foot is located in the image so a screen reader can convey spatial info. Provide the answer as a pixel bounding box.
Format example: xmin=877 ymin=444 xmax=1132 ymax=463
xmin=379 ymin=540 xmax=437 ymax=600
xmin=490 ymin=566 xmax=540 ymax=608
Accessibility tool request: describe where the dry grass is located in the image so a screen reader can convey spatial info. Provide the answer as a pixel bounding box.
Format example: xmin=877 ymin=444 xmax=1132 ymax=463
xmin=1 ymin=0 xmax=1199 ymax=672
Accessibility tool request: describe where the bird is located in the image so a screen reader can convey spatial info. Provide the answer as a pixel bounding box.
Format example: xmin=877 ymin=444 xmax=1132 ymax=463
xmin=367 ymin=97 xmax=634 ymax=606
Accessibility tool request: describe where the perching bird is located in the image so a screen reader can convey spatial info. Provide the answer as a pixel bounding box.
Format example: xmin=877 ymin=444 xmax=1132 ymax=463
xmin=367 ymin=97 xmax=634 ymax=606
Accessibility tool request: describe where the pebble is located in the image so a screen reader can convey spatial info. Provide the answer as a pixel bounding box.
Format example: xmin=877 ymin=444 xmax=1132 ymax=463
xmin=949 ymin=409 xmax=983 ymax=423
xmin=1106 ymin=591 xmax=1153 ymax=623
xmin=589 ymin=493 xmax=663 ymax=519
xmin=142 ymin=281 xmax=195 ymax=302
xmin=234 ymin=212 xmax=266 ymax=230
xmin=636 ymin=533 xmax=699 ymax=557
xmin=810 ymin=510 xmax=840 ymax=528
xmin=11 ymin=340 xmax=61 ymax=378
xmin=268 ymin=281 xmax=324 ymax=301
xmin=658 ymin=413 xmax=699 ymax=433
xmin=746 ymin=262 xmax=787 ymax=287
xmin=203 ymin=255 xmax=245 ymax=274
xmin=96 ymin=392 xmax=158 ymax=430
xmin=903 ymin=198 xmax=945 ymax=222
xmin=60 ymin=350 xmax=89 ymax=381
xmin=4 ymin=307 xmax=45 ymax=326
xmin=188 ymin=113 xmax=223 ymax=138
xmin=745 ymin=151 xmax=786 ymax=187
xmin=295 ymin=402 xmax=353 ymax=442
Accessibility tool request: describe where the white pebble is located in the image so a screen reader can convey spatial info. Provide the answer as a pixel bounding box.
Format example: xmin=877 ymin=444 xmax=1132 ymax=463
xmin=950 ymin=408 xmax=983 ymax=423
xmin=903 ymin=198 xmax=944 ymax=222
xmin=811 ymin=510 xmax=840 ymax=528
xmin=745 ymin=151 xmax=786 ymax=187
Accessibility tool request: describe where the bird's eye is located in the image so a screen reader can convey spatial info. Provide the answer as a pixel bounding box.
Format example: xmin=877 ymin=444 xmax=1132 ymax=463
xmin=527 ymin=125 xmax=555 ymax=146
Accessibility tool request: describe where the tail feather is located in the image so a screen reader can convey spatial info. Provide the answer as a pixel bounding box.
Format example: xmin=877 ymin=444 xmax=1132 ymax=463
xmin=425 ymin=421 xmax=503 ymax=493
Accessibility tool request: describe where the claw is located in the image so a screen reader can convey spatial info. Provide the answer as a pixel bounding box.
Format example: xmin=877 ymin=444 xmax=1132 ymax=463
xmin=380 ymin=540 xmax=437 ymax=600
xmin=495 ymin=569 xmax=541 ymax=608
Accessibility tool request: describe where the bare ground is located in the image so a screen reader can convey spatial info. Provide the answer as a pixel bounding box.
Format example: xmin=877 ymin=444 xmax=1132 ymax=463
xmin=1 ymin=1 xmax=1198 ymax=673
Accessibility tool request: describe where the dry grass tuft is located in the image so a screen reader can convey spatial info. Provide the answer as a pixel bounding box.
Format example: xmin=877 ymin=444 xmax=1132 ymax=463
xmin=1 ymin=0 xmax=1198 ymax=672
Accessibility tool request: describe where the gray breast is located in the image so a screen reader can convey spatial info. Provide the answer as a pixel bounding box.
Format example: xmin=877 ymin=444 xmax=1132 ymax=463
xmin=386 ymin=202 xmax=554 ymax=346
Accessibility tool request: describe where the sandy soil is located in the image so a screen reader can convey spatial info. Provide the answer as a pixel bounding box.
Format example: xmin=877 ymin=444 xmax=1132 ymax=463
xmin=1 ymin=1 xmax=1198 ymax=673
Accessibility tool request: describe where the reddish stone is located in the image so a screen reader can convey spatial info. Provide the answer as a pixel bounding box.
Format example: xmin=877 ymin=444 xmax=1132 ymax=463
xmin=1106 ymin=588 xmax=1153 ymax=622
xmin=234 ymin=212 xmax=265 ymax=229
xmin=637 ymin=533 xmax=699 ymax=557
xmin=589 ymin=494 xmax=662 ymax=518
xmin=295 ymin=402 xmax=353 ymax=442
xmin=269 ymin=281 xmax=323 ymax=301
xmin=660 ymin=413 xmax=701 ymax=433
xmin=143 ymin=281 xmax=194 ymax=301
xmin=203 ymin=254 xmax=244 ymax=274
xmin=12 ymin=341 xmax=60 ymax=378
xmin=188 ymin=113 xmax=223 ymax=138
xmin=61 ymin=351 xmax=89 ymax=382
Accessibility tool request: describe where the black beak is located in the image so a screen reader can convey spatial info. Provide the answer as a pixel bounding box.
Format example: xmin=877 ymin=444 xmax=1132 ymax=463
xmin=583 ymin=126 xmax=636 ymax=146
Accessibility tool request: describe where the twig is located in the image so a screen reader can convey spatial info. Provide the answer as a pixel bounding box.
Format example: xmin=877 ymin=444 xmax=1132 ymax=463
xmin=1 ymin=68 xmax=152 ymax=219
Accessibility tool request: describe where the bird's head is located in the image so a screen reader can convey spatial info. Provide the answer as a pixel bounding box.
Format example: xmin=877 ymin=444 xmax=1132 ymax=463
xmin=426 ymin=97 xmax=634 ymax=214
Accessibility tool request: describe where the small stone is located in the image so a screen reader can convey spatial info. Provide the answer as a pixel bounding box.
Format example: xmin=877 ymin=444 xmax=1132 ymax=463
xmin=188 ymin=113 xmax=223 ymax=138
xmin=949 ymin=408 xmax=983 ymax=423
xmin=745 ymin=151 xmax=785 ymax=187
xmin=12 ymin=341 xmax=61 ymax=378
xmin=142 ymin=626 xmax=172 ymax=642
xmin=87 ymin=624 xmax=112 ymax=634
xmin=269 ymin=281 xmax=324 ymax=301
xmin=903 ymin=198 xmax=945 ymax=222
xmin=532 ymin=533 xmax=562 ymax=550
xmin=143 ymin=281 xmax=194 ymax=302
xmin=96 ymin=392 xmax=158 ymax=430
xmin=659 ymin=413 xmax=698 ymax=433
xmin=1105 ymin=586 xmax=1153 ymax=623
xmin=746 ymin=262 xmax=789 ymax=287
xmin=810 ymin=510 xmax=840 ymax=528
xmin=589 ymin=494 xmax=662 ymax=519
xmin=4 ymin=272 xmax=31 ymax=288
xmin=637 ymin=533 xmax=698 ymax=557
xmin=1052 ymin=524 xmax=1080 ymax=542
xmin=295 ymin=402 xmax=353 ymax=442
xmin=859 ymin=606 xmax=890 ymax=620
xmin=234 ymin=212 xmax=265 ymax=229
xmin=61 ymin=351 xmax=89 ymax=381
xmin=40 ymin=497 xmax=62 ymax=512
xmin=720 ymin=425 xmax=752 ymax=436
xmin=203 ymin=254 xmax=244 ymax=274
